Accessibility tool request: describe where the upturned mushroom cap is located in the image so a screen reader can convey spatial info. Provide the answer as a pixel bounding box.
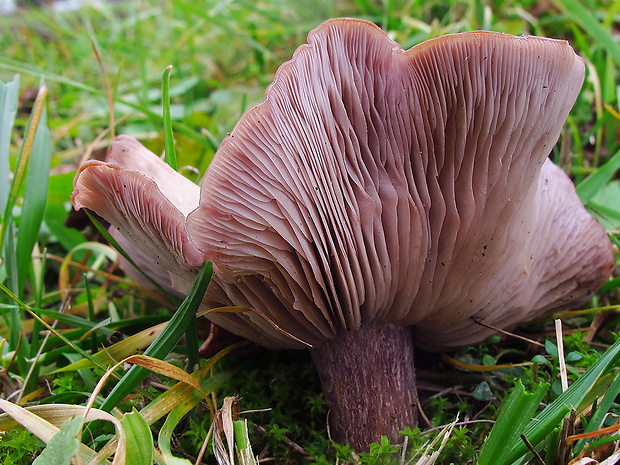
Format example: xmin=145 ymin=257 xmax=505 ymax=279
xmin=72 ymin=18 xmax=616 ymax=449
xmin=185 ymin=19 xmax=614 ymax=350
xmin=73 ymin=19 xmax=614 ymax=352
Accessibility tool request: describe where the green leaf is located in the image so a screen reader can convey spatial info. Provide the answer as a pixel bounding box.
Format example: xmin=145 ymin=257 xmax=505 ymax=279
xmin=121 ymin=409 xmax=154 ymax=465
xmin=545 ymin=339 xmax=559 ymax=359
xmin=0 ymin=76 xmax=20 ymax=356
xmin=544 ymin=426 xmax=561 ymax=465
xmin=586 ymin=179 xmax=620 ymax=230
xmin=1 ymin=82 xmax=47 ymax=367
xmin=566 ymin=352 xmax=583 ymax=363
xmin=598 ymin=275 xmax=620 ymax=294
xmin=478 ymin=381 xmax=549 ymax=465
xmin=1 ymin=84 xmax=47 ymax=256
xmin=32 ymin=416 xmax=84 ymax=465
xmin=473 ymin=381 xmax=493 ymax=401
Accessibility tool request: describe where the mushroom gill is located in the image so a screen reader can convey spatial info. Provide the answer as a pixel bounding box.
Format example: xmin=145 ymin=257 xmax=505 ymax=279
xmin=72 ymin=18 xmax=615 ymax=451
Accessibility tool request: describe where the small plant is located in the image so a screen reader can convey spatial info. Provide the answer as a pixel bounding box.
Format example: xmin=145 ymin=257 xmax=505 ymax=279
xmin=0 ymin=428 xmax=44 ymax=465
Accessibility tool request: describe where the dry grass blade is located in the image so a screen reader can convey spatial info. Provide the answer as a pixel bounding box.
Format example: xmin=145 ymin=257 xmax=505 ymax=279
xmin=89 ymin=343 xmax=240 ymax=462
xmin=556 ymin=319 xmax=569 ymax=392
xmin=0 ymin=403 xmax=115 ymax=431
xmin=211 ymin=397 xmax=259 ymax=465
xmin=412 ymin=415 xmax=459 ymax=465
xmin=56 ymin=322 xmax=167 ymax=372
xmin=221 ymin=397 xmax=239 ymax=465
xmin=121 ymin=354 xmax=207 ymax=397
xmin=440 ymin=353 xmax=533 ymax=372
xmin=83 ymin=353 xmax=212 ymax=420
xmin=0 ymin=399 xmax=127 ymax=464
xmin=553 ymin=305 xmax=620 ymax=319
xmin=567 ymin=422 xmax=620 ymax=445
xmin=570 ymin=458 xmax=598 ymax=465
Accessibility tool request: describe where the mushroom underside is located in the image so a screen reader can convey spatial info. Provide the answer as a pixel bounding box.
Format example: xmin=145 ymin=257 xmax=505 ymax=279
xmin=71 ymin=18 xmax=615 ymax=451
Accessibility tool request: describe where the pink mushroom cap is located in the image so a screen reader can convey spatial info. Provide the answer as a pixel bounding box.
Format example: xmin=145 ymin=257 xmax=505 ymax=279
xmin=73 ymin=17 xmax=615 ymax=449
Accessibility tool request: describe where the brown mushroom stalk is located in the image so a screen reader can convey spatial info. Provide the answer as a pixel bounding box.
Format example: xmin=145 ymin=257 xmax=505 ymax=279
xmin=72 ymin=19 xmax=615 ymax=451
xmin=310 ymin=321 xmax=417 ymax=447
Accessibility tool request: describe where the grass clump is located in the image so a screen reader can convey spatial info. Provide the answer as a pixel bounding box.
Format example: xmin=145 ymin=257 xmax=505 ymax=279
xmin=1 ymin=0 xmax=620 ymax=464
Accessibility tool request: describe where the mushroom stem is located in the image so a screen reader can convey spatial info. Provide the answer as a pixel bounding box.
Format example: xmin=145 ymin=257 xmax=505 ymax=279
xmin=310 ymin=320 xmax=417 ymax=450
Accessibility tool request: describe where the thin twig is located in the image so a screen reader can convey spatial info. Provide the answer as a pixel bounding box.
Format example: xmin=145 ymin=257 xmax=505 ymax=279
xmin=416 ymin=392 xmax=434 ymax=427
xmin=470 ymin=317 xmax=545 ymax=347
xmin=399 ymin=435 xmax=408 ymax=465
xmin=252 ymin=423 xmax=309 ymax=456
xmin=423 ymin=419 xmax=495 ymax=433
xmin=520 ymin=433 xmax=545 ymax=465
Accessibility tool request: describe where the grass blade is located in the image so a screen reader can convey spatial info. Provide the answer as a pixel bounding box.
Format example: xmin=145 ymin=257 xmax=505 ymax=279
xmin=158 ymin=402 xmax=194 ymax=465
xmin=97 ymin=261 xmax=212 ymax=413
xmin=0 ymin=58 xmax=215 ymax=150
xmin=573 ymin=370 xmax=620 ymax=453
xmin=477 ymin=381 xmax=550 ymax=465
xmin=0 ymin=282 xmax=109 ymax=372
xmin=0 ymin=84 xmax=47 ymax=259
xmin=576 ymin=147 xmax=620 ymax=203
xmin=234 ymin=419 xmax=258 ymax=465
xmin=56 ymin=322 xmax=167 ymax=372
xmin=2 ymin=83 xmax=47 ymax=364
xmin=15 ymin=83 xmax=51 ymax=298
xmin=552 ymin=0 xmax=620 ymax=67
xmin=163 ymin=65 xmax=177 ymax=171
xmin=504 ymin=337 xmax=620 ymax=463
xmin=0 ymin=75 xmax=20 ymax=298
xmin=0 ymin=75 xmax=19 ymax=216
xmin=162 ymin=63 xmax=199 ymax=371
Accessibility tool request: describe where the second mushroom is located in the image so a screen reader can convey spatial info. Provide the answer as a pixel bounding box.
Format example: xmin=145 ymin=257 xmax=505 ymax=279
xmin=72 ymin=18 xmax=615 ymax=451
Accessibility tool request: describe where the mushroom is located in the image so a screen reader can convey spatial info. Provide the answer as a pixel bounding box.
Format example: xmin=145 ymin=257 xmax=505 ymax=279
xmin=72 ymin=18 xmax=615 ymax=450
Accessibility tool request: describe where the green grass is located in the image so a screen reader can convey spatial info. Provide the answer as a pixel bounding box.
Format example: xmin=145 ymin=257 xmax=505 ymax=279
xmin=1 ymin=0 xmax=620 ymax=464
